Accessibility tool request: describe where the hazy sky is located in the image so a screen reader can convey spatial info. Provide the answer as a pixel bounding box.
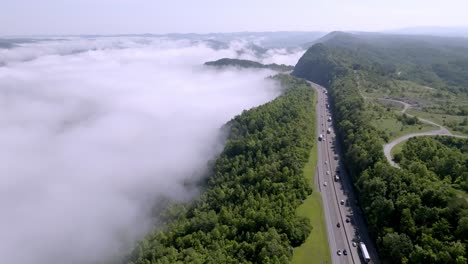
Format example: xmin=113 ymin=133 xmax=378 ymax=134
xmin=2 ymin=0 xmax=468 ymax=35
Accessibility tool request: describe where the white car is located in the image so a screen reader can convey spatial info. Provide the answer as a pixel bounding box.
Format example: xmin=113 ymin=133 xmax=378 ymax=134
xmin=323 ymin=181 xmax=328 ymax=186
xmin=326 ymin=171 xmax=330 ymax=175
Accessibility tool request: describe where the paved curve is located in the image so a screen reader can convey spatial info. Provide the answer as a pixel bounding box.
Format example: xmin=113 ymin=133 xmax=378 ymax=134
xmin=310 ymin=81 xmax=379 ymax=264
xmin=380 ymin=98 xmax=465 ymax=167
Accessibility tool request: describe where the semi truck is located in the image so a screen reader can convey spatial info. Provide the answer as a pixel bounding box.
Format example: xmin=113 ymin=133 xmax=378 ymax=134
xmin=359 ymin=242 xmax=371 ymax=263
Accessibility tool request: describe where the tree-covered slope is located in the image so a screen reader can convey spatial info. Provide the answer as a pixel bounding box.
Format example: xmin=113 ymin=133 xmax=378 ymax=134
xmin=293 ymin=33 xmax=468 ymax=263
xmin=397 ymin=136 xmax=468 ymax=192
xmin=205 ymin=58 xmax=294 ymax=72
xmin=298 ymin=32 xmax=468 ymax=93
xmin=126 ymin=74 xmax=316 ymax=264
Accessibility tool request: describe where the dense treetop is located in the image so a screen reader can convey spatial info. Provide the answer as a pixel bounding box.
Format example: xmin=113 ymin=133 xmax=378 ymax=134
xmin=205 ymin=58 xmax=294 ymax=72
xmin=397 ymin=136 xmax=468 ymax=192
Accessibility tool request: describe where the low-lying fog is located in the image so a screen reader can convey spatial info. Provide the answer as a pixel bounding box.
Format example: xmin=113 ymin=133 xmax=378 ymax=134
xmin=0 ymin=36 xmax=304 ymax=264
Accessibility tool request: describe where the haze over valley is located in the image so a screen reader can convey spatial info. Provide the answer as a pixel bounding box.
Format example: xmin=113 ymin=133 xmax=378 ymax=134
xmin=0 ymin=36 xmax=305 ymax=264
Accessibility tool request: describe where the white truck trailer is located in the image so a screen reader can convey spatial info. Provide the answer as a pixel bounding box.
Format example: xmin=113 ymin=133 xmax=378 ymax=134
xmin=359 ymin=242 xmax=371 ymax=263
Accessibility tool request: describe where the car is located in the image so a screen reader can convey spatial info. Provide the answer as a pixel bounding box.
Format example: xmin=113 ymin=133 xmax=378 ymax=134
xmin=337 ymin=222 xmax=341 ymax=228
xmin=323 ymin=181 xmax=328 ymax=186
xmin=325 ymin=161 xmax=328 ymax=164
xmin=343 ymin=249 xmax=348 ymax=255
xmin=337 ymin=250 xmax=341 ymax=256
xmin=346 ymin=218 xmax=350 ymax=223
xmin=352 ymin=242 xmax=357 ymax=247
xmin=340 ymin=200 xmax=345 ymax=205
xmin=326 ymin=171 xmax=330 ymax=175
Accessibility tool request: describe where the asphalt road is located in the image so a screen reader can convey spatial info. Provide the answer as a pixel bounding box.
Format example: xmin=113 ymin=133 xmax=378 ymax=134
xmin=380 ymin=98 xmax=465 ymax=168
xmin=310 ymin=81 xmax=379 ymax=264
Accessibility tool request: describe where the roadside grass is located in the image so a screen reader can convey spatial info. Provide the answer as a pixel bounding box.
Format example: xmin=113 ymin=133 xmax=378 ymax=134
xmin=407 ymin=109 xmax=468 ymax=136
xmin=372 ymin=116 xmax=438 ymax=141
xmin=375 ymin=99 xmax=405 ymax=111
xmin=362 ymin=79 xmax=467 ymax=108
xmin=292 ymin=93 xmax=332 ymax=264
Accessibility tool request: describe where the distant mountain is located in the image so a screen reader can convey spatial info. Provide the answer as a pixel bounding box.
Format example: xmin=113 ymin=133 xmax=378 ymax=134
xmin=164 ymin=31 xmax=325 ymax=49
xmin=387 ymin=26 xmax=468 ymax=38
xmin=204 ymin=58 xmax=294 ymax=72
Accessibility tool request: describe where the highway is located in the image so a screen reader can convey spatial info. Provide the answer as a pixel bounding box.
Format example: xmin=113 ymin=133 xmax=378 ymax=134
xmin=310 ymin=81 xmax=379 ymax=264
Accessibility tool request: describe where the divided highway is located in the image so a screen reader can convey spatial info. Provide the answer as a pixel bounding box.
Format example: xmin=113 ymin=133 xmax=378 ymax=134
xmin=310 ymin=81 xmax=379 ymax=264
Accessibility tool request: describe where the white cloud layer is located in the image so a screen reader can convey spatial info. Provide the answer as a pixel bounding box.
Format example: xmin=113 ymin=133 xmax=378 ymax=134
xmin=0 ymin=37 xmax=302 ymax=264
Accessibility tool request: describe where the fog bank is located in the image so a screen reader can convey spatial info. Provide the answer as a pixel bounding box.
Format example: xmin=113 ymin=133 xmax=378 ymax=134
xmin=0 ymin=37 xmax=301 ymax=264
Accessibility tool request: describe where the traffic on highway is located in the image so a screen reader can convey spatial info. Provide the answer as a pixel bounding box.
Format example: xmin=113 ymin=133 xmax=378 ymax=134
xmin=310 ymin=81 xmax=378 ymax=264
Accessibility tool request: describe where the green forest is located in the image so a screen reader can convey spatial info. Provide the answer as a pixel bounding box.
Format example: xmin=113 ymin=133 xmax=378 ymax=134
xmin=125 ymin=74 xmax=316 ymax=264
xmin=396 ymin=136 xmax=468 ymax=192
xmin=293 ymin=32 xmax=468 ymax=263
xmin=205 ymin=58 xmax=294 ymax=72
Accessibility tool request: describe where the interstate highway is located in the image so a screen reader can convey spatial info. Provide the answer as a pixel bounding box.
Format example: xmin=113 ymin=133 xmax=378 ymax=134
xmin=310 ymin=81 xmax=379 ymax=264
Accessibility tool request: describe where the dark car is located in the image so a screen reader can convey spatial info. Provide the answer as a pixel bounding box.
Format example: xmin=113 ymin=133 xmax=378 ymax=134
xmin=343 ymin=249 xmax=348 ymax=255
xmin=346 ymin=218 xmax=350 ymax=223
xmin=337 ymin=222 xmax=341 ymax=228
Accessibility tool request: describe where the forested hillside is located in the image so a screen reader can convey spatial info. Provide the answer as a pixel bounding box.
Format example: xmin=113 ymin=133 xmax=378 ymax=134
xmin=293 ymin=33 xmax=468 ymax=263
xmin=310 ymin=31 xmax=468 ymax=93
xmin=397 ymin=136 xmax=468 ymax=192
xmin=205 ymin=58 xmax=294 ymax=72
xmin=126 ymin=74 xmax=316 ymax=264
xmin=297 ymin=32 xmax=468 ymax=135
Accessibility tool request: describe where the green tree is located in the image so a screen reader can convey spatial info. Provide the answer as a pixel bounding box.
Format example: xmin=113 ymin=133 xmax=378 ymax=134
xmin=381 ymin=232 xmax=413 ymax=262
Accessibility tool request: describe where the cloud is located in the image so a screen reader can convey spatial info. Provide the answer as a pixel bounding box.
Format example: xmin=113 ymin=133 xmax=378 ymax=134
xmin=0 ymin=37 xmax=301 ymax=264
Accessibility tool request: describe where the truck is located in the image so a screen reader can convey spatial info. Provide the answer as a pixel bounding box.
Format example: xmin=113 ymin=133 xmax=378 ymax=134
xmin=359 ymin=242 xmax=371 ymax=263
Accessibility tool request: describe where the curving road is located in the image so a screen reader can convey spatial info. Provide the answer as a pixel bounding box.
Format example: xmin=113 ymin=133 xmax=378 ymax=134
xmin=380 ymin=98 xmax=466 ymax=167
xmin=310 ymin=81 xmax=379 ymax=264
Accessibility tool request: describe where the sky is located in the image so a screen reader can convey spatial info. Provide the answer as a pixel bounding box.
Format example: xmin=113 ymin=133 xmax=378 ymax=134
xmin=2 ymin=0 xmax=468 ymax=35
